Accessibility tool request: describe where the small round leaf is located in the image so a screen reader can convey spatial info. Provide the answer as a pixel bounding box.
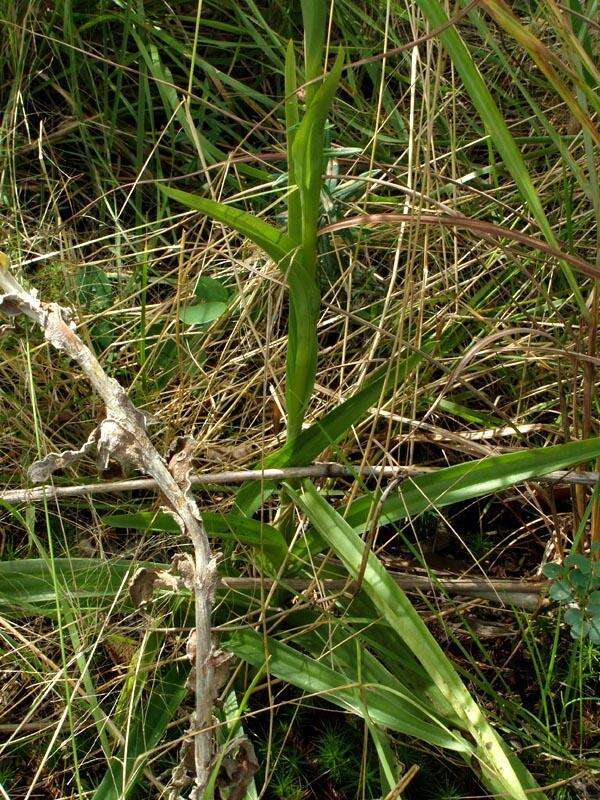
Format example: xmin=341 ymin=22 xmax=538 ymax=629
xmin=542 ymin=563 xmax=564 ymax=580
xmin=549 ymin=581 xmax=572 ymax=602
xmin=565 ymin=553 xmax=591 ymax=574
xmin=179 ymin=301 xmax=228 ymax=326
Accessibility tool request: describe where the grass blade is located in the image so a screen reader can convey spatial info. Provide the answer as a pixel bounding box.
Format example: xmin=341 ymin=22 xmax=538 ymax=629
xmin=291 ymin=481 xmax=546 ymax=800
xmin=92 ymin=661 xmax=188 ymax=800
xmin=226 ymin=629 xmax=473 ymax=752
xmin=235 ymin=345 xmax=430 ymax=515
xmin=345 ymin=437 xmax=600 ymax=531
xmin=415 ymin=0 xmax=587 ymax=313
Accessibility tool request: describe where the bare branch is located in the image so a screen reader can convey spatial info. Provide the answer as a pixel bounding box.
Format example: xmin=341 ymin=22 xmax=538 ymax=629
xmin=0 ymin=255 xmax=216 ymax=796
xmin=1 ymin=463 xmax=597 ymax=506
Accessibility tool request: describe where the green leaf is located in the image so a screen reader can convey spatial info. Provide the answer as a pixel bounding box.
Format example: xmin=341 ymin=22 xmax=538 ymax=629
xmin=285 ymin=49 xmax=344 ymax=439
xmin=549 ymin=581 xmax=572 ymax=602
xmin=589 ymin=618 xmax=600 ymax=644
xmin=179 ymin=301 xmax=228 ymax=325
xmin=542 ymin=563 xmax=564 ymax=580
xmin=300 ymin=0 xmax=327 ymax=105
xmin=92 ymin=661 xmax=188 ymax=800
xmin=569 ymin=618 xmax=591 ymax=638
xmin=344 ymin=438 xmax=600 ymax=532
xmin=564 ymin=607 xmax=584 ymax=627
xmin=570 ymin=571 xmax=591 ymax=591
xmin=235 ymin=344 xmax=430 ymax=516
xmin=565 ymin=553 xmax=592 ymax=574
xmin=587 ymin=590 xmax=600 ymax=615
xmin=194 ymin=276 xmax=230 ymax=303
xmin=290 ymin=481 xmax=544 ymax=800
xmin=291 ymin=48 xmax=344 ymax=275
xmin=105 ymin=511 xmax=288 ymax=568
xmin=226 ymin=629 xmax=472 ymax=752
xmin=285 ymin=39 xmax=301 ymax=247
xmin=0 ymin=557 xmax=148 ymax=616
xmin=159 ymin=186 xmax=295 ymax=267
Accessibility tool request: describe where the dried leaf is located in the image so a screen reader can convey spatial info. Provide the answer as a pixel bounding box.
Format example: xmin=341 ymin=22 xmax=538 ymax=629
xmin=28 ymin=428 xmax=98 ymax=483
xmin=217 ymin=737 xmax=259 ymax=800
xmin=129 ymin=567 xmax=161 ymax=607
xmin=129 ymin=554 xmax=196 ymax=607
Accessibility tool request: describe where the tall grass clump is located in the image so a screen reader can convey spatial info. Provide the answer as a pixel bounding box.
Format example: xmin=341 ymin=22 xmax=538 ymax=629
xmin=0 ymin=1 xmax=598 ymax=799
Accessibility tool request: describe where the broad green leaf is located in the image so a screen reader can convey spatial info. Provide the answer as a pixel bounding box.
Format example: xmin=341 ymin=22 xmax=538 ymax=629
xmin=235 ymin=344 xmax=431 ymax=516
xmin=159 ymin=186 xmax=295 ymax=267
xmin=179 ymin=301 xmax=228 ymax=325
xmin=92 ymin=661 xmax=188 ymax=800
xmin=297 ymin=616 xmax=459 ymax=725
xmin=564 ymin=607 xmax=584 ymax=627
xmin=194 ymin=276 xmax=230 ymax=303
xmin=345 ymin=438 xmax=600 ymax=532
xmin=300 ymin=0 xmax=327 ymax=105
xmin=0 ymin=556 xmax=275 ymax=617
xmin=291 ymin=481 xmax=545 ymax=800
xmin=588 ymin=591 xmax=600 ymax=615
xmin=549 ymin=581 xmax=572 ymax=602
xmin=564 ymin=553 xmax=591 ymax=574
xmin=0 ymin=557 xmax=145 ymax=616
xmin=542 ymin=563 xmax=564 ymax=580
xmin=105 ymin=510 xmax=287 ymax=567
xmin=226 ymin=629 xmax=472 ymax=752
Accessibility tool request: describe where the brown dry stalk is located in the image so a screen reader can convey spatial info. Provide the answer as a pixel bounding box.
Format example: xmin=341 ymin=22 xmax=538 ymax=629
xmin=219 ymin=570 xmax=549 ymax=611
xmin=321 ymin=213 xmax=600 ymax=280
xmin=0 ymin=256 xmax=216 ymax=796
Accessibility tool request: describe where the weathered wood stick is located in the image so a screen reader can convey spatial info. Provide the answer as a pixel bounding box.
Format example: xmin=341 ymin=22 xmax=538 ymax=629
xmin=220 ymin=574 xmax=548 ymax=611
xmin=1 ymin=464 xmax=596 ymax=505
xmin=0 ymin=256 xmax=216 ymax=797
